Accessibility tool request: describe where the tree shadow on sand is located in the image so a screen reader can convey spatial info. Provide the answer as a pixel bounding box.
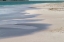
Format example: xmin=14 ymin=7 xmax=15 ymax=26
xmin=0 ymin=5 xmax=51 ymax=39
xmin=0 ymin=13 xmax=40 ymax=20
xmin=0 ymin=22 xmax=51 ymax=39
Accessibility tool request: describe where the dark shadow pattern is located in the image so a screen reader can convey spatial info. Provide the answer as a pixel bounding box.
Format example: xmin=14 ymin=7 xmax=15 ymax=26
xmin=0 ymin=14 xmax=40 ymax=20
xmin=0 ymin=4 xmax=51 ymax=39
xmin=0 ymin=23 xmax=51 ymax=39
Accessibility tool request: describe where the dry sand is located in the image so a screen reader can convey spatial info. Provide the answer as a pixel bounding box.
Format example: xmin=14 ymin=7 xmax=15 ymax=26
xmin=0 ymin=3 xmax=64 ymax=42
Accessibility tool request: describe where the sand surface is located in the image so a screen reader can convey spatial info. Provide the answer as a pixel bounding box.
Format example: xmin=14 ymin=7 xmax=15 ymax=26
xmin=0 ymin=3 xmax=64 ymax=42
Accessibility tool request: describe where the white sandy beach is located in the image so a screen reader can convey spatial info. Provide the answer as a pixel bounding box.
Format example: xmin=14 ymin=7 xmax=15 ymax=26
xmin=0 ymin=3 xmax=64 ymax=42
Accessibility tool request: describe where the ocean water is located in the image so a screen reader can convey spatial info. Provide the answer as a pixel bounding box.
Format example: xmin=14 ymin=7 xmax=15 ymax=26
xmin=0 ymin=1 xmax=63 ymax=25
xmin=29 ymin=0 xmax=64 ymax=1
xmin=0 ymin=1 xmax=63 ymax=5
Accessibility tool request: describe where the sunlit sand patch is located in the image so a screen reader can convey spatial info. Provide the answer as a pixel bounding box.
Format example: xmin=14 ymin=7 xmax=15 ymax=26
xmin=24 ymin=13 xmax=31 ymax=15
xmin=32 ymin=3 xmax=64 ymax=11
xmin=2 ymin=19 xmax=23 ymax=21
xmin=12 ymin=19 xmax=23 ymax=20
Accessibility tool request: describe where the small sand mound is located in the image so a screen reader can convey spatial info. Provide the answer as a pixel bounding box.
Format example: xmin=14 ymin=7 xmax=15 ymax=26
xmin=49 ymin=8 xmax=64 ymax=11
xmin=44 ymin=3 xmax=64 ymax=11
xmin=49 ymin=27 xmax=64 ymax=32
xmin=32 ymin=3 xmax=64 ymax=11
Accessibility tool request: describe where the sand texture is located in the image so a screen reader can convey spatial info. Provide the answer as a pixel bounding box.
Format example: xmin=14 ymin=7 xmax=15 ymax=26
xmin=0 ymin=3 xmax=64 ymax=42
